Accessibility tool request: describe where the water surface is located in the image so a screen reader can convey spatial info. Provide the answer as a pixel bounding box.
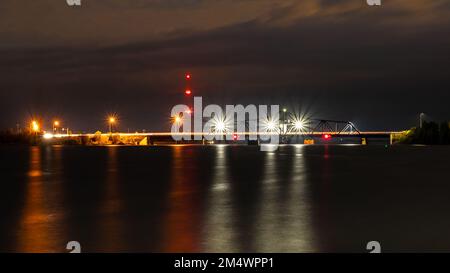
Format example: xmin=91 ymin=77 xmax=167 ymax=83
xmin=1 ymin=144 xmax=449 ymax=252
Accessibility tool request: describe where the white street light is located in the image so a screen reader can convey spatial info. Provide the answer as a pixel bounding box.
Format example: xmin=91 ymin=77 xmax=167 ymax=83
xmin=215 ymin=120 xmax=226 ymax=132
xmin=294 ymin=120 xmax=305 ymax=130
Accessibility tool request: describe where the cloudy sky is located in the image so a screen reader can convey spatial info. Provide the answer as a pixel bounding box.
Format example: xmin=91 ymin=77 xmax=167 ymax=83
xmin=1 ymin=0 xmax=449 ymax=131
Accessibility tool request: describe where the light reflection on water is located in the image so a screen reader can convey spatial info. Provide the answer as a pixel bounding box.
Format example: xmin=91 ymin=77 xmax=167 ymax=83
xmin=96 ymin=146 xmax=124 ymax=251
xmin=17 ymin=146 xmax=66 ymax=252
xmin=162 ymin=145 xmax=201 ymax=252
xmin=255 ymin=146 xmax=316 ymax=252
xmin=203 ymin=144 xmax=235 ymax=252
xmin=2 ymin=144 xmax=450 ymax=252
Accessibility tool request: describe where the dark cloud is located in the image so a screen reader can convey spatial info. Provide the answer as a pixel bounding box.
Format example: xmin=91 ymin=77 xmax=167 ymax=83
xmin=0 ymin=0 xmax=449 ymax=131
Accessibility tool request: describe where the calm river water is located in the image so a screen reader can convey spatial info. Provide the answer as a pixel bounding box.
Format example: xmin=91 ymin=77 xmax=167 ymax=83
xmin=1 ymin=144 xmax=449 ymax=252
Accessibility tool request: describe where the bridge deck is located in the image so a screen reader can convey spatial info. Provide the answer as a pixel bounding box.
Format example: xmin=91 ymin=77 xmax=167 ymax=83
xmin=48 ymin=131 xmax=403 ymax=138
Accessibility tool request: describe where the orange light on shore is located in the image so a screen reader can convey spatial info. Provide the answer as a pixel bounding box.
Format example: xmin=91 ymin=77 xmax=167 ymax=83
xmin=31 ymin=120 xmax=39 ymax=132
xmin=174 ymin=116 xmax=182 ymax=123
xmin=54 ymin=121 xmax=60 ymax=126
xmin=107 ymin=115 xmax=118 ymax=134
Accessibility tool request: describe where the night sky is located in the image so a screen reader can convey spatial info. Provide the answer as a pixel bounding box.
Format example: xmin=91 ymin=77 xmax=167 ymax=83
xmin=1 ymin=0 xmax=449 ymax=132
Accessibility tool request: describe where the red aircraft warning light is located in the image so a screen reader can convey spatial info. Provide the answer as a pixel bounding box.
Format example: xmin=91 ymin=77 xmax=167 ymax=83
xmin=322 ymin=134 xmax=332 ymax=140
xmin=186 ymin=73 xmax=191 ymax=80
xmin=185 ymin=89 xmax=192 ymax=95
xmin=233 ymin=133 xmax=238 ymax=141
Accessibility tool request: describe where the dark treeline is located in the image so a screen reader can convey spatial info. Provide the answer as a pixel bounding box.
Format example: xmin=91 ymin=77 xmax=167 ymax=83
xmin=400 ymin=121 xmax=450 ymax=145
xmin=0 ymin=131 xmax=37 ymax=144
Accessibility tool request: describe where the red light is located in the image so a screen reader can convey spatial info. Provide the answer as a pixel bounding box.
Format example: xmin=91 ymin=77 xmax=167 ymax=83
xmin=323 ymin=134 xmax=331 ymax=140
xmin=185 ymin=89 xmax=192 ymax=95
xmin=186 ymin=74 xmax=191 ymax=80
xmin=185 ymin=108 xmax=192 ymax=114
xmin=233 ymin=133 xmax=238 ymax=141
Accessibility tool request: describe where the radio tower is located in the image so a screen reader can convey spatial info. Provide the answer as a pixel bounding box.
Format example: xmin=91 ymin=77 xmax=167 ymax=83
xmin=184 ymin=73 xmax=192 ymax=114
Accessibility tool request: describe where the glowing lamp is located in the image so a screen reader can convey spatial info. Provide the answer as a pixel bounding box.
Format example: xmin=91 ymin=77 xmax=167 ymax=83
xmin=294 ymin=120 xmax=304 ymax=130
xmin=215 ymin=121 xmax=225 ymax=132
xmin=267 ymin=121 xmax=276 ymax=131
xmin=31 ymin=121 xmax=39 ymax=132
xmin=43 ymin=133 xmax=54 ymax=139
